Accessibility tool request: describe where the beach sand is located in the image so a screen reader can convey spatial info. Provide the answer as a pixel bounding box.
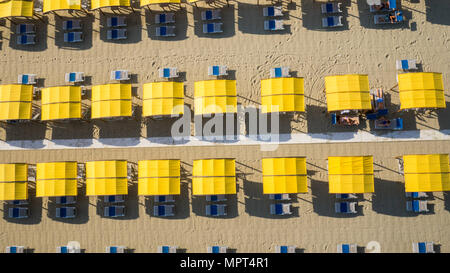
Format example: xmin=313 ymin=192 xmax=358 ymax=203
xmin=0 ymin=0 xmax=449 ymax=252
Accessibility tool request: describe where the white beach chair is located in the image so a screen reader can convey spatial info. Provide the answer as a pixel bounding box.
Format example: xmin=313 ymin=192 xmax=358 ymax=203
xmin=264 ymin=20 xmax=284 ymax=31
xmin=63 ymin=20 xmax=82 ymax=31
xmin=18 ymin=74 xmax=37 ymax=84
xmin=106 ymin=246 xmax=126 ymax=253
xmin=321 ymin=3 xmax=342 ymax=14
xmin=207 ymin=246 xmax=228 ymax=253
xmin=412 ymin=242 xmax=434 ymax=253
xmin=65 ymin=72 xmax=85 ymax=83
xmin=206 ymin=204 xmax=227 ymax=216
xmin=208 ymin=66 xmax=228 ymax=76
xmin=16 ymin=23 xmax=35 ymax=34
xmin=203 ymin=23 xmax=223 ymax=34
xmin=107 ymin=17 xmax=127 ymax=27
xmin=56 ymin=207 xmax=76 ymax=218
xmin=111 ymin=70 xmax=130 ymax=81
xmin=5 ymin=246 xmax=25 ymax=253
xmin=159 ymin=67 xmax=178 ymax=78
xmin=64 ymin=32 xmax=83 ymax=43
xmin=270 ymin=67 xmax=290 ymax=78
xmin=17 ymin=35 xmax=35 ymax=45
xmin=270 ymin=203 xmax=292 ymax=215
xmin=275 ymin=245 xmax=296 ymax=253
xmin=155 ymin=13 xmax=175 ymax=24
xmin=157 ymin=246 xmax=177 ymax=253
xmin=201 ymin=9 xmax=221 ymax=21
xmin=337 ymin=243 xmax=357 ymax=253
xmin=263 ymin=6 xmax=283 ymax=17
xmin=107 ymin=29 xmax=127 ymax=40
xmin=396 ymin=59 xmax=417 ymax=70
xmin=156 ymin=26 xmax=176 ymax=37
xmin=322 ymin=16 xmax=343 ymax=27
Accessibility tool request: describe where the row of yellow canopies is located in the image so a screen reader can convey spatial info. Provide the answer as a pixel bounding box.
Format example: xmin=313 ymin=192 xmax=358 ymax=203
xmin=0 ymin=0 xmax=205 ymax=19
xmin=0 ymin=72 xmax=446 ymax=121
xmin=1 ymin=154 xmax=449 ymax=201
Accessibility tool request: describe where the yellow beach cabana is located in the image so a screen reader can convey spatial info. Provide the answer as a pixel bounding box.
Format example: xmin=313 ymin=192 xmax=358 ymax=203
xmin=262 ymin=157 xmax=307 ymax=194
xmin=41 ymin=86 xmax=82 ymax=121
xmin=91 ymin=83 xmax=132 ymax=119
xmin=192 ymin=158 xmax=236 ymax=195
xmin=90 ymin=0 xmax=131 ymax=10
xmin=36 ymin=162 xmax=78 ymax=197
xmin=142 ymin=82 xmax=184 ymax=118
xmin=401 ymin=154 xmax=450 ymax=192
xmin=0 ymin=163 xmax=28 ymax=201
xmin=327 ymin=156 xmax=374 ymax=194
xmin=138 ymin=159 xmax=180 ymax=196
xmin=398 ymin=72 xmax=446 ymax=110
xmin=194 ymin=80 xmax=237 ymax=116
xmin=0 ymin=0 xmax=33 ymax=19
xmin=43 ymin=0 xmax=82 ymax=14
xmin=261 ymin=77 xmax=305 ymax=113
xmin=0 ymin=84 xmax=33 ymax=121
xmin=86 ymin=160 xmax=128 ymax=196
xmin=325 ymin=74 xmax=371 ymax=112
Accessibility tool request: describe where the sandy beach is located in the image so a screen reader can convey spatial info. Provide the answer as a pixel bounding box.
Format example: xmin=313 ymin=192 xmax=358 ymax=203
xmin=0 ymin=0 xmax=449 ymax=252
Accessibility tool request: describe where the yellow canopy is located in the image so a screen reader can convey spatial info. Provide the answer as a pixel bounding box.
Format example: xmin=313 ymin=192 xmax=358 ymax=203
xmin=262 ymin=157 xmax=308 ymax=194
xmin=138 ymin=159 xmax=180 ymax=195
xmin=86 ymin=160 xmax=128 ymax=196
xmin=403 ymin=154 xmax=450 ymax=192
xmin=91 ymin=0 xmax=130 ymax=10
xmin=43 ymin=0 xmax=81 ymax=13
xmin=261 ymin=78 xmax=305 ymax=113
xmin=192 ymin=159 xmax=236 ymax=195
xmin=0 ymin=84 xmax=33 ymax=121
xmin=325 ymin=74 xmax=371 ymax=112
xmin=194 ymin=80 xmax=237 ymax=115
xmin=142 ymin=82 xmax=184 ymax=117
xmin=328 ymin=156 xmax=374 ymax=193
xmin=36 ymin=162 xmax=78 ymax=197
xmin=91 ymin=83 xmax=132 ymax=119
xmin=0 ymin=0 xmax=33 ymax=19
xmin=41 ymin=86 xmax=81 ymax=121
xmin=140 ymin=0 xmax=180 ymax=7
xmin=398 ymin=72 xmax=446 ymax=110
xmin=0 ymin=163 xmax=28 ymax=201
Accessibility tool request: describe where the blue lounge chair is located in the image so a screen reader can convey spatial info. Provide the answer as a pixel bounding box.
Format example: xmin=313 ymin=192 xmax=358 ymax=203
xmin=57 ymin=246 xmax=68 ymax=253
xmin=56 ymin=207 xmax=76 ymax=218
xmin=321 ymin=3 xmax=342 ymax=14
xmin=275 ymin=246 xmax=295 ymax=253
xmin=203 ymin=23 xmax=223 ymax=34
xmin=157 ymin=246 xmax=177 ymax=253
xmin=154 ymin=195 xmax=175 ymax=203
xmin=17 ymin=74 xmax=37 ymax=84
xmin=264 ymin=20 xmax=284 ymax=30
xmin=104 ymin=195 xmax=125 ymax=203
xmin=208 ymin=246 xmax=227 ymax=253
xmin=335 ymin=202 xmax=357 ymax=214
xmin=208 ymin=66 xmax=228 ymax=76
xmin=154 ymin=205 xmax=175 ymax=217
xmin=412 ymin=242 xmax=434 ymax=253
xmin=206 ymin=204 xmax=227 ymax=216
xmin=369 ymin=0 xmax=397 ymax=12
xmin=106 ymin=246 xmax=125 ymax=253
xmin=107 ymin=17 xmax=126 ymax=27
xmin=374 ymin=118 xmax=403 ymax=130
xmin=156 ymin=26 xmax=176 ymax=37
xmin=5 ymin=246 xmax=25 ymax=253
xmin=269 ymin=194 xmax=290 ymax=200
xmin=337 ymin=244 xmax=357 ymax=253
xmin=263 ymin=6 xmax=283 ymax=17
xmin=65 ymin=72 xmax=84 ymax=83
xmin=270 ymin=67 xmax=289 ymax=78
xmin=406 ymin=192 xmax=428 ymax=198
xmin=396 ymin=59 xmax=417 ymax=70
xmin=16 ymin=24 xmax=35 ymax=34
xmin=107 ymin=29 xmax=127 ymax=40
xmin=8 ymin=207 xmax=28 ymax=218
xmin=270 ymin=203 xmax=292 ymax=215
xmin=104 ymin=206 xmax=126 ymax=217
xmin=159 ymin=67 xmax=178 ymax=78
xmin=322 ymin=16 xmax=343 ymax=27
xmin=55 ymin=196 xmax=77 ymax=204
xmin=63 ymin=20 xmax=82 ymax=31
xmin=155 ymin=13 xmax=175 ymax=24
xmin=110 ymin=70 xmax=129 ymax=80
xmin=7 ymin=200 xmax=28 ymax=205
xmin=64 ymin=32 xmax=83 ymax=43
xmin=406 ymin=200 xmax=428 ymax=213
xmin=206 ymin=195 xmax=227 ymax=202
xmin=17 ymin=35 xmax=35 ymax=45
xmin=201 ymin=10 xmax=221 ymax=21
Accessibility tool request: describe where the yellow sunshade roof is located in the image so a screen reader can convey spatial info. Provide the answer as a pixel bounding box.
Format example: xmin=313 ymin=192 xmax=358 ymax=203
xmin=91 ymin=0 xmax=130 ymax=10
xmin=140 ymin=0 xmax=180 ymax=7
xmin=262 ymin=157 xmax=307 ymax=194
xmin=138 ymin=159 xmax=180 ymax=195
xmin=0 ymin=84 xmax=32 ymax=121
xmin=328 ymin=156 xmax=374 ymax=193
xmin=194 ymin=80 xmax=237 ymax=115
xmin=261 ymin=78 xmax=305 ymax=113
xmin=43 ymin=0 xmax=81 ymax=13
xmin=86 ymin=160 xmax=128 ymax=196
xmin=142 ymin=82 xmax=184 ymax=117
xmin=0 ymin=163 xmax=28 ymax=201
xmin=0 ymin=0 xmax=33 ymax=19
xmin=192 ymin=158 xmax=236 ymax=195
xmin=36 ymin=162 xmax=78 ymax=197
xmin=325 ymin=74 xmax=371 ymax=112
xmin=403 ymin=154 xmax=450 ymax=192
xmin=91 ymin=83 xmax=132 ymax=119
xmin=41 ymin=86 xmax=81 ymax=121
xmin=398 ymin=72 xmax=445 ymax=110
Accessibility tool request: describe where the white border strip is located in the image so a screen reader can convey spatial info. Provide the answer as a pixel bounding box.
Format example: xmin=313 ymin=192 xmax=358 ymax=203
xmin=0 ymin=130 xmax=449 ymax=150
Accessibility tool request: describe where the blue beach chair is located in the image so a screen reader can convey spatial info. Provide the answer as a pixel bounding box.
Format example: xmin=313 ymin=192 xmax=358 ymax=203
xmin=321 ymin=3 xmax=342 ymax=14
xmin=412 ymin=242 xmax=434 ymax=253
xmin=264 ymin=19 xmax=284 ymax=30
xmin=406 ymin=200 xmax=428 ymax=213
xmin=56 ymin=207 xmax=76 ymax=218
xmin=206 ymin=204 xmax=227 ymax=216
xmin=269 ymin=194 xmax=290 ymax=200
xmin=270 ymin=67 xmax=289 ymax=78
xmin=275 ymin=245 xmax=295 ymax=253
xmin=335 ymin=202 xmax=357 ymax=214
xmin=208 ymin=66 xmax=228 ymax=76
xmin=64 ymin=32 xmax=83 ymax=43
xmin=159 ymin=67 xmax=178 ymax=78
xmin=16 ymin=24 xmax=35 ymax=34
xmin=263 ymin=6 xmax=283 ymax=17
xmin=154 ymin=195 xmax=175 ymax=203
xmin=106 ymin=246 xmax=125 ymax=253
xmin=5 ymin=246 xmax=25 ymax=253
xmin=104 ymin=206 xmax=126 ymax=217
xmin=270 ymin=203 xmax=292 ymax=215
xmin=158 ymin=246 xmax=177 ymax=253
xmin=63 ymin=20 xmax=82 ymax=30
xmin=18 ymin=74 xmax=36 ymax=84
xmin=104 ymin=195 xmax=125 ymax=203
xmin=107 ymin=17 xmax=126 ymax=27
xmin=322 ymin=16 xmax=343 ymax=27
xmin=203 ymin=23 xmax=223 ymax=34
xmin=396 ymin=60 xmax=417 ymax=70
xmin=17 ymin=35 xmax=35 ymax=45
xmin=201 ymin=10 xmax=221 ymax=21
xmin=337 ymin=244 xmax=357 ymax=253
xmin=110 ymin=70 xmax=129 ymax=80
xmin=156 ymin=26 xmax=176 ymax=37
xmin=406 ymin=192 xmax=428 ymax=198
xmin=107 ymin=29 xmax=127 ymax=40
xmin=208 ymin=246 xmax=227 ymax=253
xmin=8 ymin=207 xmax=28 ymax=218
xmin=374 ymin=118 xmax=403 ymax=130
xmin=154 ymin=205 xmax=175 ymax=217
xmin=206 ymin=195 xmax=227 ymax=202
xmin=155 ymin=13 xmax=175 ymax=24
